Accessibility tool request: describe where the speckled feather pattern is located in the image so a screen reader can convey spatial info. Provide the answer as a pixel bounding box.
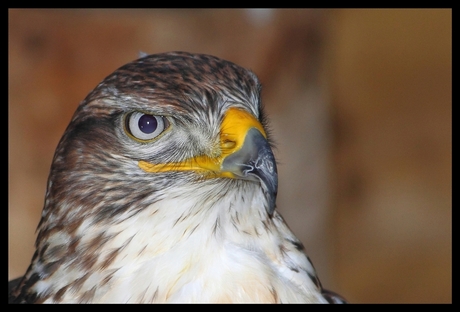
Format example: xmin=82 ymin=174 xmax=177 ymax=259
xmin=9 ymin=52 xmax=346 ymax=303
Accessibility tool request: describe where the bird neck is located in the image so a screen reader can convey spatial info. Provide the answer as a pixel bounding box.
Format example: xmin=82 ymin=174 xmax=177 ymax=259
xmin=29 ymin=179 xmax=282 ymax=302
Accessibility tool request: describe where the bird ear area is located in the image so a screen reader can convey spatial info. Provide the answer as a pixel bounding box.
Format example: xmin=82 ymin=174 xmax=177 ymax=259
xmin=123 ymin=111 xmax=171 ymax=143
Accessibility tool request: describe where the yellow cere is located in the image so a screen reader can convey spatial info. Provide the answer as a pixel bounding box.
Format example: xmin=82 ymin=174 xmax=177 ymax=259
xmin=138 ymin=107 xmax=266 ymax=178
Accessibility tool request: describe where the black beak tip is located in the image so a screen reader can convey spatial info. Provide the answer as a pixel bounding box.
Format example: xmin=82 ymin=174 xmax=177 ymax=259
xmin=243 ymin=128 xmax=278 ymax=215
xmin=221 ymin=128 xmax=279 ymax=216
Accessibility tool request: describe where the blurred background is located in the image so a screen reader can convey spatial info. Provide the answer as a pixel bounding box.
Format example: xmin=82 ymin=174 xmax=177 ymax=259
xmin=8 ymin=9 xmax=451 ymax=303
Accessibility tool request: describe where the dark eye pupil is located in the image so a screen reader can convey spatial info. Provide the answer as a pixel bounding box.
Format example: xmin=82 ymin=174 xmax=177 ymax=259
xmin=138 ymin=115 xmax=157 ymax=134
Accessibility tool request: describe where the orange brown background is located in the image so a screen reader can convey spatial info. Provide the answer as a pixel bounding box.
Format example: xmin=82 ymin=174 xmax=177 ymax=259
xmin=8 ymin=9 xmax=451 ymax=303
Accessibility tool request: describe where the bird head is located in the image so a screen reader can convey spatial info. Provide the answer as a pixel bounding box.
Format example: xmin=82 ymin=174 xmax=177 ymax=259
xmin=39 ymin=51 xmax=278 ymax=238
xmin=10 ymin=52 xmax=346 ymax=304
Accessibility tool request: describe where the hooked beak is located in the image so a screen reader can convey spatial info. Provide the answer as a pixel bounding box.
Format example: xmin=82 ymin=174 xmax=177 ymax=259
xmin=138 ymin=107 xmax=278 ymax=215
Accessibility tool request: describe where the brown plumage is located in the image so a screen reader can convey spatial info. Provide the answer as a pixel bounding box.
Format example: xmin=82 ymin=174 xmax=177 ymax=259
xmin=9 ymin=52 xmax=346 ymax=303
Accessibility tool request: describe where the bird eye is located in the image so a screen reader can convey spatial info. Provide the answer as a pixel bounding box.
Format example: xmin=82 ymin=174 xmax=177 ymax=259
xmin=125 ymin=112 xmax=169 ymax=141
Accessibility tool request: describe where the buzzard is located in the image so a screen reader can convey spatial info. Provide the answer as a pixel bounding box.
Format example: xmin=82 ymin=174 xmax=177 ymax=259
xmin=9 ymin=52 xmax=346 ymax=303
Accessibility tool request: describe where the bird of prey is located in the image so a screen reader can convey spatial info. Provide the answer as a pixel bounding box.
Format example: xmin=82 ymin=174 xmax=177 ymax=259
xmin=9 ymin=52 xmax=346 ymax=303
